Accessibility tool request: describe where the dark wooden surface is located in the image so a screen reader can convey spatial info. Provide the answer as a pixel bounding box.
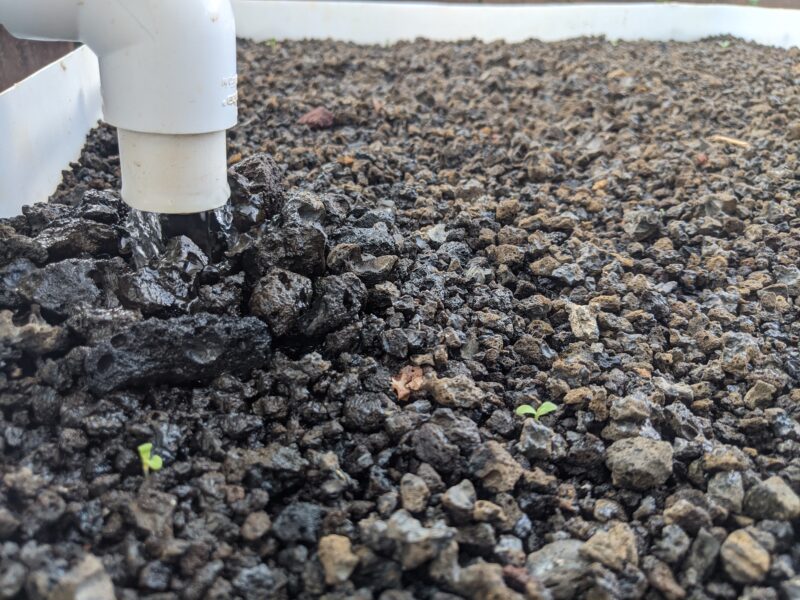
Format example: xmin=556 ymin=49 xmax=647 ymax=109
xmin=0 ymin=1 xmax=795 ymax=91
xmin=0 ymin=26 xmax=75 ymax=92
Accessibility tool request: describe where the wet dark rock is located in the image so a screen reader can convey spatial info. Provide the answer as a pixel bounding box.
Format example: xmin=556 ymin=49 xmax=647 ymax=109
xmin=18 ymin=259 xmax=106 ymax=318
xmin=65 ymin=306 xmax=140 ymax=344
xmin=301 ymin=273 xmax=367 ymax=337
xmin=0 ymin=224 xmax=47 ymax=267
xmin=249 ymin=267 xmax=312 ymax=336
xmin=0 ymin=259 xmax=38 ymax=308
xmin=117 ymin=266 xmax=188 ymax=315
xmin=343 ymin=392 xmax=395 ymax=432
xmin=35 ymin=218 xmax=118 ymax=261
xmin=228 ymin=153 xmax=286 ymax=225
xmin=243 ymin=217 xmax=327 ymax=279
xmin=84 ymin=313 xmax=271 ymax=393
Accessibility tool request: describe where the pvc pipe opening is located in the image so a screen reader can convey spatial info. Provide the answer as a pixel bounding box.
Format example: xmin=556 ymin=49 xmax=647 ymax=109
xmin=118 ymin=130 xmax=230 ymax=214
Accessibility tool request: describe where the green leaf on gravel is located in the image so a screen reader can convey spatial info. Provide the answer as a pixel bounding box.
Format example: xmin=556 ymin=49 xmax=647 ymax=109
xmin=535 ymin=401 xmax=559 ymax=420
xmin=515 ymin=404 xmax=537 ymax=417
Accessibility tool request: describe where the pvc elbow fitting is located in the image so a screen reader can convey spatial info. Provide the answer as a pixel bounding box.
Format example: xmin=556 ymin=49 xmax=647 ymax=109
xmin=0 ymin=0 xmax=238 ymax=214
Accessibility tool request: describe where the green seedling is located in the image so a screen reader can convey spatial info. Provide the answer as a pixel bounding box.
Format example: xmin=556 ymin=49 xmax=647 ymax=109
xmin=718 ymin=40 xmax=731 ymax=49
xmin=515 ymin=401 xmax=559 ymax=421
xmin=137 ymin=443 xmax=163 ymax=476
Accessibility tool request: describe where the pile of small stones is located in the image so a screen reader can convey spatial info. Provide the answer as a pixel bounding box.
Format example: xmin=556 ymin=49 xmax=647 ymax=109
xmin=1 ymin=36 xmax=800 ymax=600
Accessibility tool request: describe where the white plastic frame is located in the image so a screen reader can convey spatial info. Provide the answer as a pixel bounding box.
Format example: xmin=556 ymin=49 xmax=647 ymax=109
xmin=2 ymin=1 xmax=800 ymax=218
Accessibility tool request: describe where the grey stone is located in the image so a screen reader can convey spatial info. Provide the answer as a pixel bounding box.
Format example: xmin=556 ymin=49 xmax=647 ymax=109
xmin=605 ymin=436 xmax=673 ymax=490
xmin=708 ymin=471 xmax=744 ymax=514
xmin=527 ymin=540 xmax=590 ymax=600
xmin=48 ymin=555 xmax=114 ymax=600
xmin=442 ymin=479 xmax=477 ymax=523
xmin=468 ymin=441 xmax=523 ymax=493
xmin=518 ymin=418 xmax=554 ymax=461
xmin=399 ymin=473 xmax=430 ymax=513
xmin=720 ymin=529 xmax=770 ymax=584
xmin=386 ymin=510 xmax=454 ymax=570
xmin=744 ymin=476 xmax=800 ymax=521
xmin=273 ymin=502 xmax=325 ymax=543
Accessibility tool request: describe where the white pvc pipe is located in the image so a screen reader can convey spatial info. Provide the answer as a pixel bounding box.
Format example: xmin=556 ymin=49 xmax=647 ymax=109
xmin=0 ymin=0 xmax=238 ymax=214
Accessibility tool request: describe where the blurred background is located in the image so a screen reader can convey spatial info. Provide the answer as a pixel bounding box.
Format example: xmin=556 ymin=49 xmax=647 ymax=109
xmin=1 ymin=0 xmax=795 ymax=91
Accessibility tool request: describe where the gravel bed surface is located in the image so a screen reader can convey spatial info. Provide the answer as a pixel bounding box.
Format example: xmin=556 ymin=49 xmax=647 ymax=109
xmin=1 ymin=37 xmax=800 ymax=600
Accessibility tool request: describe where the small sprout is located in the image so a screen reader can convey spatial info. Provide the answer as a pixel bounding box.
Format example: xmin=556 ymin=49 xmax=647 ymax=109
xmin=515 ymin=401 xmax=559 ymax=421
xmin=267 ymin=38 xmax=278 ymax=48
xmin=137 ymin=443 xmax=163 ymax=476
xmin=515 ymin=405 xmax=538 ymax=417
xmin=718 ymin=40 xmax=731 ymax=49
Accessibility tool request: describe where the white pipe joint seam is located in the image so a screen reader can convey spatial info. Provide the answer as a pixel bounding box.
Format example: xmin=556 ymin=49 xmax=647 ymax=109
xmin=0 ymin=0 xmax=238 ymax=214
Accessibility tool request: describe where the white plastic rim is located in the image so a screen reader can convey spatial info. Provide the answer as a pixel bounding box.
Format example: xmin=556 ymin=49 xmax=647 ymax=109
xmin=0 ymin=47 xmax=101 ymax=219
xmin=233 ymin=1 xmax=800 ymax=47
xmin=2 ymin=2 xmax=800 ymax=218
xmin=118 ymin=129 xmax=230 ymax=214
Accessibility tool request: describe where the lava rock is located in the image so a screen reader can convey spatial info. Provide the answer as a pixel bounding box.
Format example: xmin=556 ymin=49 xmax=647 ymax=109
xmin=743 ymin=476 xmax=800 ymax=521
xmin=228 ymin=153 xmax=286 ymax=225
xmin=399 ymin=473 xmax=430 ymax=513
xmin=385 ymin=510 xmax=454 ymax=570
xmin=605 ymin=436 xmax=673 ymax=490
xmin=48 ymin=554 xmax=114 ymax=600
xmin=580 ymin=522 xmax=639 ymax=571
xmin=35 ymin=218 xmax=118 ymax=261
xmin=518 ymin=419 xmax=554 ymax=461
xmin=442 ymin=479 xmax=477 ymax=523
xmin=318 ymin=535 xmax=359 ymax=585
xmin=428 ymin=374 xmax=486 ymax=409
xmin=468 ymin=441 xmax=523 ymax=493
xmin=273 ymin=502 xmax=325 ymax=543
xmin=720 ymin=529 xmax=770 ymax=584
xmin=301 ymin=273 xmax=367 ymax=337
xmin=18 ymin=259 xmax=105 ymax=318
xmin=84 ymin=313 xmax=271 ymax=393
xmin=249 ymin=267 xmax=312 ymax=336
xmin=527 ymin=540 xmax=590 ymax=600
